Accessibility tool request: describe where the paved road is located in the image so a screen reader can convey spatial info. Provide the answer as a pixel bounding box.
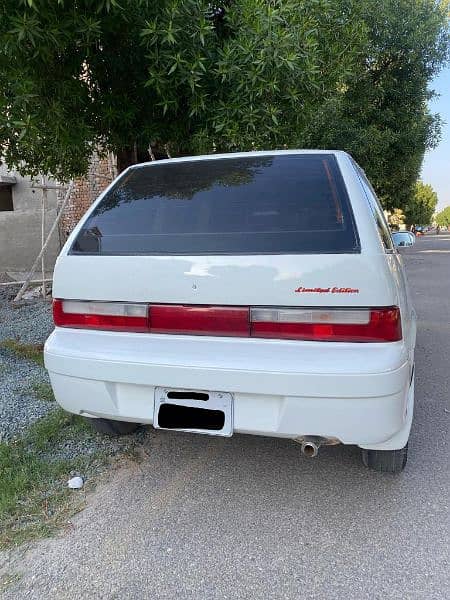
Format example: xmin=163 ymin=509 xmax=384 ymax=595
xmin=2 ymin=234 xmax=450 ymax=600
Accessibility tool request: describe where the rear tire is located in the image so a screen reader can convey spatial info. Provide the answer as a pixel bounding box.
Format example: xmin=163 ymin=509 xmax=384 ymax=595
xmin=361 ymin=443 xmax=408 ymax=473
xmin=86 ymin=417 xmax=141 ymax=436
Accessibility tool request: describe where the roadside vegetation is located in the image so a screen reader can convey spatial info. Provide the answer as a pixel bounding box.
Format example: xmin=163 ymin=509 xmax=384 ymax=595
xmin=1 ymin=0 xmax=449 ymax=213
xmin=0 ymin=339 xmax=44 ymax=367
xmin=0 ymin=408 xmax=102 ymax=548
xmin=0 ymin=328 xmax=140 ymax=549
xmin=435 ymin=206 xmax=450 ymax=227
xmin=404 ymin=182 xmax=439 ymax=228
xmin=30 ymin=380 xmax=55 ymax=403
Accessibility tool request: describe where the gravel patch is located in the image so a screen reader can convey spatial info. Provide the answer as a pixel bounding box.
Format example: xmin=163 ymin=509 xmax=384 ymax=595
xmin=41 ymin=426 xmax=147 ymax=464
xmin=0 ymin=284 xmax=143 ymax=455
xmin=0 ymin=286 xmax=54 ymax=345
xmin=0 ymin=285 xmax=54 ymax=441
xmin=0 ymin=358 xmax=53 ymax=442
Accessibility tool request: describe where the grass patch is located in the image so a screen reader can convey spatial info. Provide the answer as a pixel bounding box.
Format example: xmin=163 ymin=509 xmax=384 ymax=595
xmin=26 ymin=409 xmax=90 ymax=452
xmin=0 ymin=339 xmax=44 ymax=367
xmin=31 ymin=380 xmax=55 ymax=402
xmin=0 ymin=409 xmax=107 ymax=549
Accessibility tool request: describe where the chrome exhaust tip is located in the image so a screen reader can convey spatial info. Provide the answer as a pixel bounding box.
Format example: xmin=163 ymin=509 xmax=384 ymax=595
xmin=294 ymin=435 xmax=340 ymax=457
xmin=300 ymin=440 xmax=320 ymax=458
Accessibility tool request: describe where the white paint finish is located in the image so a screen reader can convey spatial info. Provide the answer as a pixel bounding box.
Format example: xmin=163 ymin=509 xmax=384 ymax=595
xmin=47 ymin=369 xmax=409 ymax=446
xmin=53 ymin=252 xmax=398 ymax=307
xmin=387 ymin=252 xmax=416 ymax=366
xmin=45 ymin=326 xmax=412 ymax=446
xmin=45 ymin=328 xmax=409 ymax=381
xmin=46 ymin=150 xmax=416 ymax=450
xmin=359 ymin=376 xmax=414 ymax=451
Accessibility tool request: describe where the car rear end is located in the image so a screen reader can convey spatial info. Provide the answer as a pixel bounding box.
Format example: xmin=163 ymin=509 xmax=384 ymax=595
xmin=44 ymin=151 xmax=415 ymax=469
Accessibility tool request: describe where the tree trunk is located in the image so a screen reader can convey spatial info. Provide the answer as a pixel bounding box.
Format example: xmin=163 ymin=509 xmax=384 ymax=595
xmin=116 ymin=147 xmax=136 ymax=173
xmin=116 ymin=143 xmax=171 ymax=173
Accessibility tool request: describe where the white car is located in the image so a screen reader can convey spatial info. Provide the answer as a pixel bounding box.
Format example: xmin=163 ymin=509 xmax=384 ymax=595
xmin=45 ymin=150 xmax=416 ymax=473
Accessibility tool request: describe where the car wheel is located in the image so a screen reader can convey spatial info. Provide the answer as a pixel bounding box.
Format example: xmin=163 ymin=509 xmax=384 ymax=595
xmin=86 ymin=417 xmax=141 ymax=436
xmin=361 ymin=443 xmax=408 ymax=473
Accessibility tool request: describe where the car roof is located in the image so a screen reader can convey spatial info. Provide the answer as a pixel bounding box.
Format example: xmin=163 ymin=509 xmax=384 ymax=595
xmin=130 ymin=150 xmax=350 ymax=171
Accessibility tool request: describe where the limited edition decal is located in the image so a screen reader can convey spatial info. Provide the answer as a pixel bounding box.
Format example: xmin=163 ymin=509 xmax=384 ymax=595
xmin=295 ymin=285 xmax=359 ymax=294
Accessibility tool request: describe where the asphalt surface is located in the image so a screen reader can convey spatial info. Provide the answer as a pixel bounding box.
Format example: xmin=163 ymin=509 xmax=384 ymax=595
xmin=1 ymin=234 xmax=449 ymax=599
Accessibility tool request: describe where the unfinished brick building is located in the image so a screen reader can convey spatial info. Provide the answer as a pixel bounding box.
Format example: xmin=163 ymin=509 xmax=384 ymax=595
xmin=59 ymin=152 xmax=116 ymax=240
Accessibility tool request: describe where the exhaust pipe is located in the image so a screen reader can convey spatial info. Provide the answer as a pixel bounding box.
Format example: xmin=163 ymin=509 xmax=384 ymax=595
xmin=294 ymin=435 xmax=340 ymax=457
xmin=300 ymin=440 xmax=320 ymax=458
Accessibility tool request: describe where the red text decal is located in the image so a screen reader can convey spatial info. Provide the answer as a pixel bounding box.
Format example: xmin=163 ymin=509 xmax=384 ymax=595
xmin=295 ymin=286 xmax=359 ymax=294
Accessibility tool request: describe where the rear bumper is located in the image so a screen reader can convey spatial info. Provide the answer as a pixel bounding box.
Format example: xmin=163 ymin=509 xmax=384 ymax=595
xmin=44 ymin=329 xmax=414 ymax=450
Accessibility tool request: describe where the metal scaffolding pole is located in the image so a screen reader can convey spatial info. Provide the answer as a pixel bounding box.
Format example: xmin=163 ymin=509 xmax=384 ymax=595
xmin=14 ymin=181 xmax=74 ymax=303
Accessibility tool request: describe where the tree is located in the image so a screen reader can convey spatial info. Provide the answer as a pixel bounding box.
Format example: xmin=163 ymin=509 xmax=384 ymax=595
xmin=387 ymin=208 xmax=406 ymax=230
xmin=0 ymin=0 xmax=448 ymax=212
xmin=0 ymin=0 xmax=365 ymax=177
xmin=141 ymin=0 xmax=366 ymax=157
xmin=404 ymin=181 xmax=438 ymax=225
xmin=435 ymin=206 xmax=450 ymax=226
xmin=0 ymin=0 xmax=160 ymax=176
xmin=302 ymin=0 xmax=450 ymax=211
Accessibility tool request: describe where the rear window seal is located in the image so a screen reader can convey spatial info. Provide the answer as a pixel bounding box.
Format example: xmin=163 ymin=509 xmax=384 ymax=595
xmin=70 ymin=249 xmax=360 ymax=256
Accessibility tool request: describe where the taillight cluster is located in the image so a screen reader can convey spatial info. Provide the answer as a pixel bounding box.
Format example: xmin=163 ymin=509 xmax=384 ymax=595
xmin=53 ymin=300 xmax=149 ymax=332
xmin=53 ymin=300 xmax=402 ymax=342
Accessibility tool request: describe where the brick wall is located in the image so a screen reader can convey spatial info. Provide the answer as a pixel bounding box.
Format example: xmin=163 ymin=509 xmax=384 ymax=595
xmin=59 ymin=152 xmax=116 ymax=239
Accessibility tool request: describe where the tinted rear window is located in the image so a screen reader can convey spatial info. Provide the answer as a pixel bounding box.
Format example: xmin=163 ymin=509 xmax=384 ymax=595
xmin=71 ymin=154 xmax=359 ymax=255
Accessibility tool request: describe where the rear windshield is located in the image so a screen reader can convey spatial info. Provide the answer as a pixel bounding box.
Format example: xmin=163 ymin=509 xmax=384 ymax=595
xmin=71 ymin=154 xmax=360 ymax=255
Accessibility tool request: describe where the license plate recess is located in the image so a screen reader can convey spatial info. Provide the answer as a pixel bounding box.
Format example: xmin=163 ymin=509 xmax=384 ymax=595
xmin=154 ymin=388 xmax=233 ymax=437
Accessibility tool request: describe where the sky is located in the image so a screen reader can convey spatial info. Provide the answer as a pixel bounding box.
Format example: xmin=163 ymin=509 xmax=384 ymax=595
xmin=421 ymin=66 xmax=450 ymax=211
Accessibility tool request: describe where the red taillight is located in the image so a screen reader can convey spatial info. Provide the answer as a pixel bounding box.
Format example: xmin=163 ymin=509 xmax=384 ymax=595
xmin=250 ymin=307 xmax=401 ymax=342
xmin=53 ymin=300 xmax=149 ymax=333
xmin=53 ymin=301 xmax=401 ymax=342
xmin=149 ymin=305 xmax=249 ymax=337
